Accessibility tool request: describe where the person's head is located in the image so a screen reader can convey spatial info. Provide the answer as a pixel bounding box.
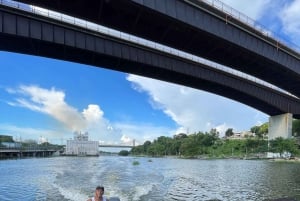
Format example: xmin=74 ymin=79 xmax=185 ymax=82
xmin=95 ymin=186 xmax=104 ymax=197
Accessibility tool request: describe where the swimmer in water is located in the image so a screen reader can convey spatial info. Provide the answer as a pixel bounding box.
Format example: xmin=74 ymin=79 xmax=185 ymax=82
xmin=86 ymin=186 xmax=109 ymax=201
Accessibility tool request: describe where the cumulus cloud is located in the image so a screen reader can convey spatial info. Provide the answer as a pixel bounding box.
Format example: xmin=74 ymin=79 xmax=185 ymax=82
xmin=279 ymin=0 xmax=300 ymax=45
xmin=82 ymin=104 xmax=104 ymax=124
xmin=5 ymin=84 xmax=176 ymax=144
xmin=6 ymin=85 xmax=86 ymax=131
xmin=5 ymin=85 xmax=121 ymax=142
xmin=127 ymin=74 xmax=268 ymax=137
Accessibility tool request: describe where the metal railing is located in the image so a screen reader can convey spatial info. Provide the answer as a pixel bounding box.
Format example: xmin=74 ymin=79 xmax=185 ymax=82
xmin=193 ymin=0 xmax=299 ymax=55
xmin=0 ymin=0 xmax=298 ymax=99
xmin=0 ymin=146 xmax=59 ymax=151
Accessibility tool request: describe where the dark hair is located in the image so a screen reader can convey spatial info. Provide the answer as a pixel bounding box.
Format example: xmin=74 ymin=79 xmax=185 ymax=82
xmin=96 ymin=186 xmax=104 ymax=191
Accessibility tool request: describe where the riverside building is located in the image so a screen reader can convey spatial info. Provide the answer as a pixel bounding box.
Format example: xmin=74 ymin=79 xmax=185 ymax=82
xmin=65 ymin=131 xmax=99 ymax=156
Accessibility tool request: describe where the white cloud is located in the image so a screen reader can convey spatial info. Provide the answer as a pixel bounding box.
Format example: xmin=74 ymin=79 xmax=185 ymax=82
xmin=223 ymin=0 xmax=300 ymax=49
xmin=3 ymin=76 xmax=268 ymax=145
xmin=5 ymin=84 xmax=165 ymax=145
xmin=82 ymin=104 xmax=104 ymax=124
xmin=221 ymin=0 xmax=271 ymax=20
xmin=113 ymin=122 xmax=175 ymax=145
xmin=120 ymin=135 xmax=132 ymax=144
xmin=279 ymin=0 xmax=300 ymax=44
xmin=38 ymin=136 xmax=48 ymax=144
xmin=6 ymin=85 xmax=86 ymax=131
xmin=127 ymin=74 xmax=268 ymax=137
xmin=5 ymin=85 xmax=117 ymax=142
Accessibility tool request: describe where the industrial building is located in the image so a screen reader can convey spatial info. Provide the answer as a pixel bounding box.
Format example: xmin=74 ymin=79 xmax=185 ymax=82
xmin=65 ymin=131 xmax=99 ymax=156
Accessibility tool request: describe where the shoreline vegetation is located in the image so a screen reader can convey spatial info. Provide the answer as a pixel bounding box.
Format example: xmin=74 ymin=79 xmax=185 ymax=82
xmin=127 ymin=152 xmax=300 ymax=164
xmin=130 ymin=126 xmax=300 ymax=161
xmin=129 ymin=152 xmax=300 ymax=161
xmin=2 ymin=122 xmax=300 ymax=161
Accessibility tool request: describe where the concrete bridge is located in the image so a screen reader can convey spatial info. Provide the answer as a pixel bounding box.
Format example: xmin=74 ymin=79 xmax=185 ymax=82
xmin=0 ymin=147 xmax=58 ymax=159
xmin=15 ymin=0 xmax=300 ymax=97
xmin=1 ymin=0 xmax=300 ymax=139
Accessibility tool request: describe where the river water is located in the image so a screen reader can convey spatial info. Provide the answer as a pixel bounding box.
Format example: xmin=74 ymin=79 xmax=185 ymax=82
xmin=0 ymin=156 xmax=299 ymax=201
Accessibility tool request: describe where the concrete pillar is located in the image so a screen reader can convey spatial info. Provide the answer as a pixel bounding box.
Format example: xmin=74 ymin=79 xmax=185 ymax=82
xmin=268 ymin=113 xmax=292 ymax=140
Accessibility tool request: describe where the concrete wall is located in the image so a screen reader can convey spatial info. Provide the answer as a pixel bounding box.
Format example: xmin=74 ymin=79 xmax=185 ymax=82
xmin=268 ymin=113 xmax=292 ymax=140
xmin=66 ymin=140 xmax=99 ymax=156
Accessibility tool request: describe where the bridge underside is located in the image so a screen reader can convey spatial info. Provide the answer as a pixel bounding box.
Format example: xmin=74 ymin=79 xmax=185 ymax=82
xmin=1 ymin=6 xmax=300 ymax=118
xmin=15 ymin=0 xmax=300 ymax=97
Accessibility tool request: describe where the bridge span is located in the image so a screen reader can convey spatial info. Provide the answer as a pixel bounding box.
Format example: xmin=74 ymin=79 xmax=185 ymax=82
xmin=1 ymin=0 xmax=300 ymax=139
xmin=15 ymin=0 xmax=300 ymax=98
xmin=99 ymin=145 xmax=134 ymax=148
xmin=0 ymin=147 xmax=58 ymax=159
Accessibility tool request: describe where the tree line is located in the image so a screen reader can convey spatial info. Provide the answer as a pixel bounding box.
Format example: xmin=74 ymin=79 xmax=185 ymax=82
xmin=130 ymin=123 xmax=300 ymax=158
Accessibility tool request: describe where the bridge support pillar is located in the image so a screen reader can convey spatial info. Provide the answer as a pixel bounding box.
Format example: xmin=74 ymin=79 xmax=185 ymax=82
xmin=268 ymin=113 xmax=292 ymax=140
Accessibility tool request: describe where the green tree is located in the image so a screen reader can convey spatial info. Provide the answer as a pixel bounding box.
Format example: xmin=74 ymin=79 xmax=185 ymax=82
xmin=269 ymin=137 xmax=299 ymax=155
xmin=147 ymin=145 xmax=156 ymax=156
xmin=152 ymin=143 xmax=165 ymax=156
xmin=170 ymin=138 xmax=182 ymax=155
xmin=174 ymin=133 xmax=188 ymax=139
xmin=251 ymin=123 xmax=268 ymax=138
xmin=131 ymin=145 xmax=144 ymax=155
xmin=0 ymin=135 xmax=14 ymax=143
xmin=143 ymin=140 xmax=151 ymax=153
xmin=118 ymin=150 xmax=129 ymax=156
xmin=209 ymin=128 xmax=219 ymax=138
xmin=250 ymin=126 xmax=260 ymax=135
xmin=180 ymin=137 xmax=200 ymax=157
xmin=292 ymin=119 xmax=300 ymax=137
xmin=201 ymin=133 xmax=217 ymax=147
xmin=225 ymin=128 xmax=234 ymax=137
xmin=259 ymin=123 xmax=268 ymax=137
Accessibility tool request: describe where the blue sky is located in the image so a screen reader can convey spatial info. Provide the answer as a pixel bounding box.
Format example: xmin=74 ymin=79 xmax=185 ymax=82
xmin=0 ymin=0 xmax=299 ymax=145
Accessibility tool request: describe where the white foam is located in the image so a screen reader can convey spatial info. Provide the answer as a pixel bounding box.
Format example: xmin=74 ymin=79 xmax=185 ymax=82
xmin=132 ymin=184 xmax=154 ymax=200
xmin=52 ymin=183 xmax=88 ymax=201
xmin=100 ymin=183 xmax=153 ymax=201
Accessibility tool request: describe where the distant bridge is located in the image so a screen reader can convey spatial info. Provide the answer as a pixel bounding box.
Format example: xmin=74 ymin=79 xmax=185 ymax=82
xmin=0 ymin=147 xmax=58 ymax=158
xmin=99 ymin=144 xmax=134 ymax=148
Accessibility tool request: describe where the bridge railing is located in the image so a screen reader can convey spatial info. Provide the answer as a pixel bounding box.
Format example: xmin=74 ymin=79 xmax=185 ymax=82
xmin=0 ymin=146 xmax=58 ymax=151
xmin=194 ymin=0 xmax=299 ymax=57
xmin=98 ymin=144 xmax=134 ymax=148
xmin=0 ymin=0 xmax=298 ymax=99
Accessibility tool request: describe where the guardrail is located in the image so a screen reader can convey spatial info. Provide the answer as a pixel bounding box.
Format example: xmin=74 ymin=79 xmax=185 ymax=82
xmin=194 ymin=0 xmax=299 ymax=56
xmin=0 ymin=147 xmax=59 ymax=151
xmin=99 ymin=144 xmax=134 ymax=148
xmin=0 ymin=0 xmax=298 ymax=99
xmin=0 ymin=145 xmax=61 ymax=151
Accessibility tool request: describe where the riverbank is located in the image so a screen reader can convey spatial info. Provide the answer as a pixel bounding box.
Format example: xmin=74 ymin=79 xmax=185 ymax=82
xmin=269 ymin=157 xmax=300 ymax=162
xmin=130 ymin=153 xmax=300 ymax=163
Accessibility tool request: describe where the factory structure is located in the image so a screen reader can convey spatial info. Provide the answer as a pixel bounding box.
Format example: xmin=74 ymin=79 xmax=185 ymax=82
xmin=65 ymin=131 xmax=99 ymax=156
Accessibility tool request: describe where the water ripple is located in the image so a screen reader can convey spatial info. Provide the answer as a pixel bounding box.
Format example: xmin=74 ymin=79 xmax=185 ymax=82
xmin=1 ymin=157 xmax=300 ymax=201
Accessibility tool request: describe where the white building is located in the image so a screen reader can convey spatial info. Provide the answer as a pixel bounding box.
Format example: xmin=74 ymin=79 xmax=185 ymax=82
xmin=65 ymin=131 xmax=99 ymax=156
xmin=227 ymin=131 xmax=255 ymax=140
